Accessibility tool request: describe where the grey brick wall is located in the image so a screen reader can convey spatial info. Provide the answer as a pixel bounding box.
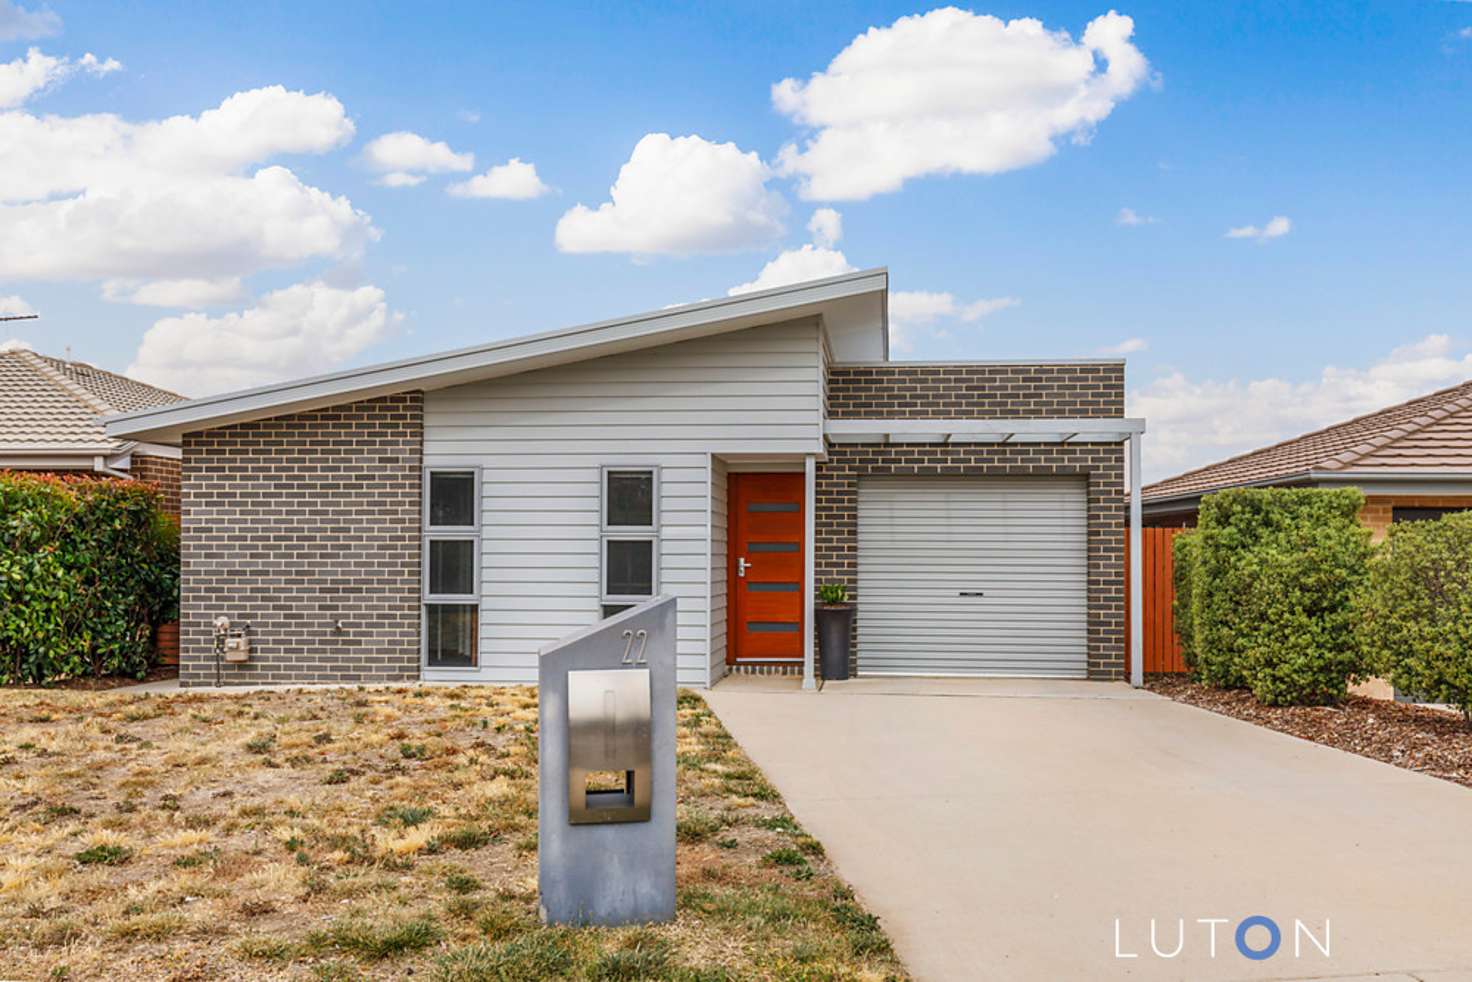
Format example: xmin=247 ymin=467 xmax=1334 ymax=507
xmin=828 ymin=362 xmax=1125 ymax=419
xmin=178 ymin=393 xmax=423 ymax=686
xmin=817 ymin=361 xmax=1128 ymax=680
xmin=815 ymin=443 xmax=1126 ymax=680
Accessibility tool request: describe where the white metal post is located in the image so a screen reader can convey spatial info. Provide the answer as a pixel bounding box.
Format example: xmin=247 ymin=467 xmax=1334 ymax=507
xmin=1129 ymin=433 xmax=1144 ymax=688
xmin=803 ymin=453 xmax=817 ymax=691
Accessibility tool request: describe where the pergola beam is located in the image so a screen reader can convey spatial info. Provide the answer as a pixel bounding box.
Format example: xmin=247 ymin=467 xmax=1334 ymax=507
xmin=824 ymin=417 xmax=1146 ymax=444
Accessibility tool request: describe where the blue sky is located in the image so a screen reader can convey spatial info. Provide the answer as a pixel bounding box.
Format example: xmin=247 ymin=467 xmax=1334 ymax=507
xmin=2 ymin=0 xmax=1471 ymax=478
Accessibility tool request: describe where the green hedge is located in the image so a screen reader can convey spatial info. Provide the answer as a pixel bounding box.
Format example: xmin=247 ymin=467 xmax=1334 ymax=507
xmin=1177 ymin=487 xmax=1372 ymax=704
xmin=0 ymin=471 xmax=179 ymax=684
xmin=1356 ymin=512 xmax=1472 ymax=723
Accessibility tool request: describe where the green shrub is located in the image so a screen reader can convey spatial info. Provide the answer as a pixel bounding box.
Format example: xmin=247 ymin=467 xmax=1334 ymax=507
xmin=818 ymin=581 xmax=848 ymax=604
xmin=0 ymin=472 xmax=178 ymax=684
xmin=75 ymin=844 xmax=132 ymax=866
xmin=306 ymin=916 xmax=443 ymax=961
xmin=1355 ymin=512 xmax=1472 ymax=724
xmin=1188 ymin=488 xmax=1371 ymax=704
xmin=1172 ymin=531 xmax=1199 ymax=671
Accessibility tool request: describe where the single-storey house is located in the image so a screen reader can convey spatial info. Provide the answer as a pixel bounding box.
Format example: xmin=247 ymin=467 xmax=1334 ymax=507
xmin=0 ymin=347 xmax=185 ymax=514
xmin=1143 ymin=378 xmax=1472 ymax=539
xmin=104 ymin=270 xmax=1146 ymax=689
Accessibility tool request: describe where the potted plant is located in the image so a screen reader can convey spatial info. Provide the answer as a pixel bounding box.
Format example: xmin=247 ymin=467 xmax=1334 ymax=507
xmin=816 ymin=581 xmax=854 ymax=681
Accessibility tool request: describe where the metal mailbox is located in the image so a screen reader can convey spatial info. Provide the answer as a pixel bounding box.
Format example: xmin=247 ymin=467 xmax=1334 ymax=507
xmin=538 ymin=596 xmax=676 ymax=926
xmin=566 ymin=667 xmax=651 ymax=824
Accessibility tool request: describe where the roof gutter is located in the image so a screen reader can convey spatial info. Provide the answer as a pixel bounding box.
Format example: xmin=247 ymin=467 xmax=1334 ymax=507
xmin=1141 ymin=470 xmax=1316 ymax=512
xmin=1144 ymin=468 xmax=1472 ymax=512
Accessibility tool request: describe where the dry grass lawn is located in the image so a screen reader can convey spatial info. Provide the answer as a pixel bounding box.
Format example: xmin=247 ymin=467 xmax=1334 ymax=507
xmin=0 ymin=685 xmax=907 ymax=981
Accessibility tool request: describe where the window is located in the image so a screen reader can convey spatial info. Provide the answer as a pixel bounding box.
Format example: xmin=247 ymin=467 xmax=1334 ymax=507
xmin=601 ymin=467 xmax=658 ymax=613
xmin=424 ymin=468 xmax=479 ymax=668
xmin=1393 ymin=506 xmax=1471 ymax=524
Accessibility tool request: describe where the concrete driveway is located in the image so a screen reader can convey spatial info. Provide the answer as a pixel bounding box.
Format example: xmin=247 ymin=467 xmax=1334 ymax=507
xmin=704 ymin=676 xmax=1472 ymax=982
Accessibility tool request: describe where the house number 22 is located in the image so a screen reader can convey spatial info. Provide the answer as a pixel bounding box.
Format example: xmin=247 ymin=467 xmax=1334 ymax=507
xmin=620 ymin=628 xmax=648 ymax=665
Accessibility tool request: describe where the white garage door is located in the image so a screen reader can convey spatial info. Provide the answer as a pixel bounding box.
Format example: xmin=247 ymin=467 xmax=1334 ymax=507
xmin=856 ymin=477 xmax=1088 ymax=677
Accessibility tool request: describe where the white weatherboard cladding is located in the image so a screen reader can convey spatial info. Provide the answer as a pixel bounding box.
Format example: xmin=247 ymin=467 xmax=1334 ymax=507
xmin=856 ymin=478 xmax=1088 ymax=678
xmin=708 ymin=454 xmax=729 ymax=684
xmin=423 ymin=318 xmax=821 ymax=686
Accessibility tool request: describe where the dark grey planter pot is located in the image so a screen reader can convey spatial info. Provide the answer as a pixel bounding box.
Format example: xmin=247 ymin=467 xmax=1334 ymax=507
xmin=816 ymin=605 xmax=855 ymax=681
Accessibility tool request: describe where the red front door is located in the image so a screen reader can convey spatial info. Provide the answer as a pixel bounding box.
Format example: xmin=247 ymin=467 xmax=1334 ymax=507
xmin=727 ymin=472 xmax=805 ymax=663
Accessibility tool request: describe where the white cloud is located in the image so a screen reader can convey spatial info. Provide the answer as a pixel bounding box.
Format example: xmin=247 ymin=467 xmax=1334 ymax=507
xmin=0 ymin=47 xmax=119 ymax=109
xmin=807 ymin=207 xmax=842 ymax=248
xmin=128 ymin=281 xmax=399 ymax=396
xmin=1225 ymin=215 xmax=1292 ymax=241
xmin=772 ymin=9 xmax=1151 ymax=200
xmin=457 ymin=109 xmax=481 ymax=124
xmin=376 ymin=171 xmax=425 ymax=188
xmin=448 ymin=157 xmax=550 ymax=199
xmin=729 ymin=244 xmax=855 ymax=296
xmin=1459 ymin=27 xmax=1472 ymax=39
xmin=555 ymin=133 xmax=786 ymax=255
xmin=1116 ymin=207 xmax=1157 ymax=226
xmin=889 ymin=290 xmax=1020 ymax=352
xmin=361 ymin=130 xmax=473 ymax=187
xmin=0 ymin=85 xmax=372 ymax=284
xmin=102 ymin=276 xmax=245 ymax=308
xmin=1133 ymin=335 xmax=1472 ymax=482
xmin=0 ymin=1 xmax=60 ymax=42
xmin=729 ymin=208 xmax=855 ymax=294
xmin=0 ymin=337 xmax=33 ymax=352
xmin=730 ymin=207 xmax=1020 ymax=351
xmin=0 ymin=294 xmax=35 ymax=316
xmin=1099 ymin=337 xmax=1147 ymax=355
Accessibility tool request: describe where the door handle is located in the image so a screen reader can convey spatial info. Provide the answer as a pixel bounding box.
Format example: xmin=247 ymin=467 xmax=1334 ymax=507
xmin=737 ymin=557 xmax=751 ymax=578
xmin=958 ymin=591 xmax=985 ymax=597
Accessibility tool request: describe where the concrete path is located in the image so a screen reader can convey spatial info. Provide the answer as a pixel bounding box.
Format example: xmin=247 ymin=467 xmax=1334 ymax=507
xmin=705 ymin=675 xmax=1472 ymax=982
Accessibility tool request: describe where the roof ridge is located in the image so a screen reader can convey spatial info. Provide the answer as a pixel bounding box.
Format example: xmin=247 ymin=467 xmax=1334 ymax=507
xmin=17 ymin=349 xmax=115 ymax=415
xmin=1143 ymin=376 xmax=1472 ymax=493
xmin=1317 ymin=396 xmax=1465 ymax=471
xmin=1319 ymin=394 xmax=1472 ymax=472
xmin=36 ymin=353 xmax=186 ymax=404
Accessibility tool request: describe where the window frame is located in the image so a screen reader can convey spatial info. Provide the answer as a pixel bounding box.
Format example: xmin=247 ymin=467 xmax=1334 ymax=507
xmin=600 ymin=465 xmax=659 ymax=607
xmin=422 ymin=466 xmax=482 ymax=670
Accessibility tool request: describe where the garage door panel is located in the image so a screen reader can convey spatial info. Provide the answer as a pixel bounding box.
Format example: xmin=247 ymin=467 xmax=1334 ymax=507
xmin=857 ymin=477 xmax=1088 ymax=678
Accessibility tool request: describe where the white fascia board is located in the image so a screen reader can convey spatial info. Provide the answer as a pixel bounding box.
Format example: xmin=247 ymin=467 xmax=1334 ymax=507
xmin=0 ymin=444 xmax=117 ymax=455
xmin=0 ymin=453 xmax=107 ymax=468
xmin=105 ymin=267 xmax=888 ymax=443
xmin=825 ymin=417 xmax=1145 ymax=442
xmin=132 ymin=441 xmax=182 ymax=459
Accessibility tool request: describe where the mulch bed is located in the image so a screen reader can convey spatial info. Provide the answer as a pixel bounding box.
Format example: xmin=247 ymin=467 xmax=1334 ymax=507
xmin=1147 ymin=676 xmax=1472 ymax=790
xmin=4 ymin=664 xmax=178 ymax=691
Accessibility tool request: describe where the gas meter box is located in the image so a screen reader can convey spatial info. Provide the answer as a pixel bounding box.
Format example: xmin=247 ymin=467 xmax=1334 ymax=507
xmin=223 ymin=633 xmax=251 ymax=663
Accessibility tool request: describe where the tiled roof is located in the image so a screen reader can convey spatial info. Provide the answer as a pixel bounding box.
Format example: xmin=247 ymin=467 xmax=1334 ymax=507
xmin=0 ymin=349 xmax=186 ymax=454
xmin=1144 ymin=377 xmax=1472 ymax=503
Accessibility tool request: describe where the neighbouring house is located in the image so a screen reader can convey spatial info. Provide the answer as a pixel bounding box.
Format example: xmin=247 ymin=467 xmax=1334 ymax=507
xmin=102 ymin=270 xmax=1147 ymax=689
xmin=1143 ymin=378 xmax=1472 ymax=539
xmin=0 ymin=346 xmax=186 ymax=515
